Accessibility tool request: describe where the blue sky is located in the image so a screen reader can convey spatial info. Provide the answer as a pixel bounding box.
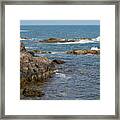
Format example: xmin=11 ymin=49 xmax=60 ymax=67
xmin=20 ymin=20 xmax=100 ymax=25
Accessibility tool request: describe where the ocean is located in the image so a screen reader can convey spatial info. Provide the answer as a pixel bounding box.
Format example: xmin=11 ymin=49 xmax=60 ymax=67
xmin=20 ymin=25 xmax=100 ymax=100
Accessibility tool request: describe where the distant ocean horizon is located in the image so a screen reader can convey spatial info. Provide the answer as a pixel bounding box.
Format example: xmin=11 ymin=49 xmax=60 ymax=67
xmin=20 ymin=25 xmax=100 ymax=40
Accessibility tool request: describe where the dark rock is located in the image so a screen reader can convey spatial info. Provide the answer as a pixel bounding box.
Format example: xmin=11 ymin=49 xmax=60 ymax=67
xmin=28 ymin=51 xmax=35 ymax=56
xmin=80 ymin=38 xmax=92 ymax=40
xmin=39 ymin=38 xmax=66 ymax=43
xmin=52 ymin=59 xmax=65 ymax=64
xmin=20 ymin=42 xmax=26 ymax=52
xmin=48 ymin=51 xmax=52 ymax=54
xmin=23 ymin=87 xmax=45 ymax=97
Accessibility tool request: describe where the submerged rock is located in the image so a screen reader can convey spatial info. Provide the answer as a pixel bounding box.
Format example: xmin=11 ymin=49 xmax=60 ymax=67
xmin=66 ymin=49 xmax=100 ymax=55
xmin=52 ymin=59 xmax=65 ymax=64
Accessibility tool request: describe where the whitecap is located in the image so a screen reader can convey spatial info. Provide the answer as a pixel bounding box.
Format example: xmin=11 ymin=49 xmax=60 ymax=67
xmin=51 ymin=52 xmax=64 ymax=54
xmin=51 ymin=40 xmax=94 ymax=45
xmin=55 ymin=73 xmax=66 ymax=78
xmin=25 ymin=46 xmax=37 ymax=49
xmin=91 ymin=47 xmax=100 ymax=50
xmin=95 ymin=36 xmax=100 ymax=41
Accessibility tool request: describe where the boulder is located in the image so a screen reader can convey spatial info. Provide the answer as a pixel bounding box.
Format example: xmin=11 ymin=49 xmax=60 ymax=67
xmin=52 ymin=59 xmax=65 ymax=64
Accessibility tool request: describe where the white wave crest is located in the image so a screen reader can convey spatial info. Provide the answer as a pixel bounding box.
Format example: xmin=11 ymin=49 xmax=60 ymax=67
xmin=25 ymin=46 xmax=37 ymax=49
xmin=51 ymin=52 xmax=64 ymax=54
xmin=91 ymin=47 xmax=100 ymax=50
xmin=51 ymin=37 xmax=100 ymax=44
xmin=52 ymin=40 xmax=95 ymax=45
xmin=55 ymin=73 xmax=66 ymax=78
xmin=95 ymin=36 xmax=100 ymax=41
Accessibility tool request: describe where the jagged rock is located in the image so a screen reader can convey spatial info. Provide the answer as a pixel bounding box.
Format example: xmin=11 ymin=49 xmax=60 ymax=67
xmin=20 ymin=42 xmax=56 ymax=97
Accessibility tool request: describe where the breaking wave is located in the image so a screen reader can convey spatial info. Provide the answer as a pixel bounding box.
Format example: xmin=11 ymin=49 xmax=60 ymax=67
xmin=52 ymin=36 xmax=100 ymax=44
xmin=91 ymin=47 xmax=100 ymax=50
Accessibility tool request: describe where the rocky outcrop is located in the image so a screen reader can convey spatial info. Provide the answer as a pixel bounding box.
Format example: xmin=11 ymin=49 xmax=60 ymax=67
xmin=29 ymin=49 xmax=51 ymax=54
xmin=20 ymin=42 xmax=26 ymax=52
xmin=39 ymin=38 xmax=66 ymax=43
xmin=22 ymin=87 xmax=45 ymax=97
xmin=39 ymin=38 xmax=94 ymax=43
xmin=20 ymin=42 xmax=56 ymax=98
xmin=66 ymin=49 xmax=100 ymax=55
xmin=52 ymin=59 xmax=65 ymax=64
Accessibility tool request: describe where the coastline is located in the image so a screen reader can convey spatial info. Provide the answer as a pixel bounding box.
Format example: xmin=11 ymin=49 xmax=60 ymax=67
xmin=20 ymin=39 xmax=100 ymax=99
xmin=20 ymin=24 xmax=100 ymax=100
xmin=20 ymin=42 xmax=67 ymax=99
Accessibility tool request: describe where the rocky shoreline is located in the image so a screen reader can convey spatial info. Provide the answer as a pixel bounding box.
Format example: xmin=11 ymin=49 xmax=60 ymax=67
xmin=29 ymin=49 xmax=100 ymax=55
xmin=39 ymin=37 xmax=94 ymax=43
xmin=20 ymin=43 xmax=64 ymax=98
xmin=20 ymin=41 xmax=100 ymax=99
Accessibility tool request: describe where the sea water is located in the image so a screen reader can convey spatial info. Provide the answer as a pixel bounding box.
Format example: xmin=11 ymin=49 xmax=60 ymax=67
xmin=20 ymin=25 xmax=100 ymax=100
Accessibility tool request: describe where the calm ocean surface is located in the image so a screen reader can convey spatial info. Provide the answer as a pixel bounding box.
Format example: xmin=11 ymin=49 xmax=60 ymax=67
xmin=20 ymin=25 xmax=100 ymax=100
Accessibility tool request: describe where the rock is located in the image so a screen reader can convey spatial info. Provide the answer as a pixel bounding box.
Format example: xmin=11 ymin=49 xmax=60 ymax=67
xmin=40 ymin=38 xmax=66 ymax=43
xmin=66 ymin=49 xmax=100 ymax=55
xmin=52 ymin=59 xmax=65 ymax=64
xmin=40 ymin=37 xmax=94 ymax=43
xmin=20 ymin=42 xmax=56 ymax=97
xmin=80 ymin=38 xmax=92 ymax=40
xmin=30 ymin=49 xmax=50 ymax=54
xmin=28 ymin=51 xmax=35 ymax=56
xmin=20 ymin=42 xmax=26 ymax=52
xmin=23 ymin=87 xmax=45 ymax=97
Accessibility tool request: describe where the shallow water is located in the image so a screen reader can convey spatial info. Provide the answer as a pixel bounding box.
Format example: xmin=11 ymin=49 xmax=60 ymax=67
xmin=21 ymin=51 xmax=100 ymax=100
xmin=36 ymin=53 xmax=100 ymax=100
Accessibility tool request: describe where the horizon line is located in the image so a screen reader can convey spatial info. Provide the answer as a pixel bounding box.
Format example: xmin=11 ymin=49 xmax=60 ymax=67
xmin=20 ymin=20 xmax=100 ymax=25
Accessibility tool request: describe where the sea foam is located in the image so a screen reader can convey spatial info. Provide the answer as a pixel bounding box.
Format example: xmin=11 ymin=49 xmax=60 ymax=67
xmin=95 ymin=36 xmax=100 ymax=41
xmin=91 ymin=47 xmax=100 ymax=50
